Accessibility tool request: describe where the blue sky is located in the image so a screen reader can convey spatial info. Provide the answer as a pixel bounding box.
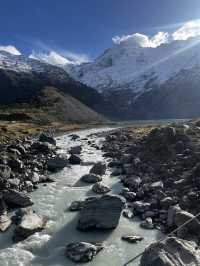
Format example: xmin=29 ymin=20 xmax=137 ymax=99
xmin=1 ymin=0 xmax=200 ymax=60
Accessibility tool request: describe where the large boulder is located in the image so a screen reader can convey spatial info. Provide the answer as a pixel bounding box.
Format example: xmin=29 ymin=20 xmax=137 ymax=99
xmin=174 ymin=210 xmax=200 ymax=240
xmin=39 ymin=133 xmax=56 ymax=146
xmin=7 ymin=158 xmax=23 ymax=171
xmin=66 ymin=242 xmax=103 ymax=263
xmin=13 ymin=208 xmax=47 ymax=241
xmin=3 ymin=190 xmax=33 ymax=208
xmin=47 ymin=156 xmax=68 ymax=172
xmin=140 ymin=237 xmax=200 ymax=266
xmin=68 ymin=154 xmax=82 ymax=165
xmin=31 ymin=141 xmax=54 ymax=154
xmin=92 ymin=182 xmax=111 ymax=194
xmin=90 ymin=162 xmax=106 ymax=176
xmin=69 ymin=146 xmax=82 ymax=155
xmin=81 ymin=174 xmax=102 ymax=184
xmin=77 ymin=194 xmax=125 ymax=231
xmin=121 ymin=175 xmax=142 ymax=189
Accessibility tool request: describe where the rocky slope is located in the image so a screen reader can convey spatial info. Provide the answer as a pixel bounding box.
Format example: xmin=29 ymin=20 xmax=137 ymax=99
xmin=0 ymin=51 xmax=106 ymax=123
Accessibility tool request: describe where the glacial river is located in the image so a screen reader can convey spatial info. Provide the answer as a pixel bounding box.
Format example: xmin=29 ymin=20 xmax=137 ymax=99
xmin=0 ymin=127 xmax=162 ymax=266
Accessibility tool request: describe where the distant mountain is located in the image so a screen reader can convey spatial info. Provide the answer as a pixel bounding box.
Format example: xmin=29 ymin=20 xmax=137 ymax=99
xmin=68 ymin=36 xmax=200 ymax=92
xmin=68 ymin=36 xmax=200 ymax=119
xmin=0 ymin=51 xmax=106 ymax=123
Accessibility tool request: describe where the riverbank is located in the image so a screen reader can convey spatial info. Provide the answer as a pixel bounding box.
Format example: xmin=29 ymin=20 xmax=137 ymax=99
xmin=0 ymin=120 xmax=200 ymax=265
xmin=102 ymin=120 xmax=200 ymax=265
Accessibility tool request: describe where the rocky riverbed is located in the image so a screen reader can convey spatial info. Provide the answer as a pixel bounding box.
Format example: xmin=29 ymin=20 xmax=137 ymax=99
xmin=0 ymin=122 xmax=200 ymax=265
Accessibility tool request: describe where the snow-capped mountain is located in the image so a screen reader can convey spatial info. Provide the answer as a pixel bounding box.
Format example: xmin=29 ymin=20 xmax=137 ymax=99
xmin=68 ymin=36 xmax=200 ymax=93
xmin=0 ymin=50 xmax=105 ymax=116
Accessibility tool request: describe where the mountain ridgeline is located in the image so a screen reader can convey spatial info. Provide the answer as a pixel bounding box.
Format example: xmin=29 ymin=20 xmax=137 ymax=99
xmin=69 ymin=36 xmax=200 ymax=120
xmin=1 ymin=34 xmax=200 ymax=122
xmin=0 ymin=51 xmax=105 ymax=123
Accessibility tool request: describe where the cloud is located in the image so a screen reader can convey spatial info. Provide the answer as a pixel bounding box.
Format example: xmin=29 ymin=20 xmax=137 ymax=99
xmin=112 ymin=19 xmax=200 ymax=48
xmin=172 ymin=19 xmax=200 ymax=40
xmin=150 ymin=32 xmax=169 ymax=47
xmin=29 ymin=50 xmax=89 ymax=66
xmin=112 ymin=32 xmax=169 ymax=48
xmin=0 ymin=45 xmax=21 ymax=55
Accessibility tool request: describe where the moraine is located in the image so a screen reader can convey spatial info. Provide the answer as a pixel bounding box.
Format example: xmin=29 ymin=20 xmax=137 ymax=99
xmin=0 ymin=127 xmax=162 ymax=266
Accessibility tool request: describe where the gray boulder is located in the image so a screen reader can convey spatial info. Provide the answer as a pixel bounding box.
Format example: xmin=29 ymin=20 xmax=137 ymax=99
xmin=13 ymin=208 xmax=47 ymax=241
xmin=39 ymin=133 xmax=56 ymax=146
xmin=68 ymin=154 xmax=81 ymax=165
xmin=77 ymin=194 xmax=125 ymax=231
xmin=69 ymin=146 xmax=82 ymax=155
xmin=121 ymin=235 xmax=143 ymax=243
xmin=66 ymin=242 xmax=103 ymax=263
xmin=69 ymin=200 xmax=85 ymax=211
xmin=90 ymin=162 xmax=106 ymax=176
xmin=81 ymin=174 xmax=102 ymax=184
xmin=47 ymin=156 xmax=68 ymax=172
xmin=3 ymin=190 xmax=33 ymax=208
xmin=133 ymin=201 xmax=151 ymax=214
xmin=140 ymin=237 xmax=200 ymax=266
xmin=92 ymin=182 xmax=111 ymax=194
xmin=174 ymin=210 xmax=200 ymax=240
xmin=140 ymin=217 xmax=154 ymax=229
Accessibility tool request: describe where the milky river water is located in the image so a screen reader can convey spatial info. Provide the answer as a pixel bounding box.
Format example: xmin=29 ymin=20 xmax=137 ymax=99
xmin=0 ymin=127 xmax=162 ymax=266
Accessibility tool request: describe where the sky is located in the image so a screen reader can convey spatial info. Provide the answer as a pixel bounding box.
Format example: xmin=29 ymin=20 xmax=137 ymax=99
xmin=1 ymin=0 xmax=200 ymax=63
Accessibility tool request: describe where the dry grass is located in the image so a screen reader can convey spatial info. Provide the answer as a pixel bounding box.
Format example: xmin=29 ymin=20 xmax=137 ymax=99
xmin=0 ymin=121 xmax=85 ymax=143
xmin=127 ymin=125 xmax=158 ymax=139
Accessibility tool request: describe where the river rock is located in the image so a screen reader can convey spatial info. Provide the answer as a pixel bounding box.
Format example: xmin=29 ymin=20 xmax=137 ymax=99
xmin=121 ymin=191 xmax=136 ymax=202
xmin=90 ymin=162 xmax=106 ymax=176
xmin=66 ymin=242 xmax=103 ymax=263
xmin=0 ymin=164 xmax=11 ymax=179
xmin=140 ymin=217 xmax=154 ymax=229
xmin=149 ymin=181 xmax=164 ymax=190
xmin=140 ymin=237 xmax=200 ymax=266
xmin=92 ymin=182 xmax=111 ymax=194
xmin=13 ymin=208 xmax=47 ymax=241
xmin=160 ymin=197 xmax=174 ymax=209
xmin=69 ymin=134 xmax=80 ymax=141
xmin=7 ymin=144 xmax=27 ymax=156
xmin=3 ymin=189 xmax=33 ymax=208
xmin=47 ymin=156 xmax=68 ymax=171
xmin=121 ymin=175 xmax=142 ymax=189
xmin=68 ymin=154 xmax=81 ymax=165
xmin=0 ymin=212 xmax=12 ymax=232
xmin=0 ymin=197 xmax=11 ymax=232
xmin=77 ymin=194 xmax=125 ymax=231
xmin=122 ymin=209 xmax=134 ymax=219
xmin=7 ymin=178 xmax=20 ymax=189
xmin=174 ymin=210 xmax=200 ymax=240
xmin=31 ymin=141 xmax=54 ymax=154
xmin=39 ymin=133 xmax=56 ymax=146
xmin=81 ymin=174 xmax=102 ymax=184
xmin=121 ymin=235 xmax=143 ymax=243
xmin=69 ymin=200 xmax=85 ymax=211
xmin=69 ymin=146 xmax=82 ymax=155
xmin=7 ymin=158 xmax=23 ymax=171
xmin=133 ymin=201 xmax=151 ymax=214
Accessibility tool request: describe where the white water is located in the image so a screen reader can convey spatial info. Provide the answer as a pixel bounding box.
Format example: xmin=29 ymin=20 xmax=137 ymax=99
xmin=0 ymin=127 xmax=162 ymax=266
